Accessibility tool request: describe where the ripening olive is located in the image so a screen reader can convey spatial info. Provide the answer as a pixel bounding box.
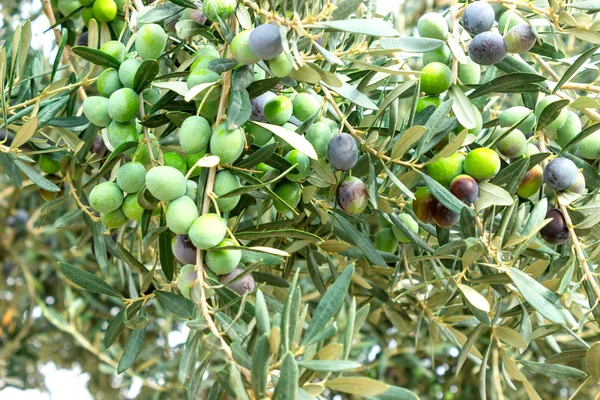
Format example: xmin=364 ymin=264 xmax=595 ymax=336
xmin=337 ymin=176 xmax=368 ymax=215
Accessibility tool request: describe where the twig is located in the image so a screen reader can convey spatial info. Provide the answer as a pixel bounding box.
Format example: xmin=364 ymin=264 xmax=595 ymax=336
xmin=538 ymin=131 xmax=600 ymax=303
xmin=41 ymin=0 xmax=88 ymax=102
xmin=530 ymin=53 xmax=600 ymax=122
xmin=560 ymin=202 xmax=600 ymax=303
xmin=321 ymin=86 xmax=420 ymax=169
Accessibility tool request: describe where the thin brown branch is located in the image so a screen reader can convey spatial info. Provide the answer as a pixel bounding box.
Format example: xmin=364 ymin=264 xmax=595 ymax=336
xmin=41 ymin=0 xmax=87 ymax=101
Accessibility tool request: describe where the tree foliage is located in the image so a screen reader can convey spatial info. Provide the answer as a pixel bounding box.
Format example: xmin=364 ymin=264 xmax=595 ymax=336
xmin=2 ymin=0 xmax=600 ymax=399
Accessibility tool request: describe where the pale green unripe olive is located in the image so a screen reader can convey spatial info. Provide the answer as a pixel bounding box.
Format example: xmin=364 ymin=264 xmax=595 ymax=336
xmin=166 ymin=196 xmax=199 ymax=234
xmin=100 ymin=40 xmax=126 ymax=63
xmin=83 ymin=96 xmax=111 ymax=127
xmin=306 ymin=122 xmax=334 ymax=158
xmin=136 ymin=24 xmax=167 ymax=60
xmin=107 ymin=121 xmax=137 ymax=150
xmin=188 ymin=213 xmax=227 ymax=249
xmin=209 ymin=123 xmax=245 ymax=164
xmin=206 ymin=238 xmax=241 ymax=275
xmin=213 ymin=170 xmax=241 ymax=212
xmin=89 ymin=182 xmax=123 ymax=213
xmin=97 ymin=68 xmax=123 ymax=97
xmin=108 ymin=88 xmax=140 ymax=122
xmin=185 ymin=180 xmax=198 ymax=200
xmin=179 ymin=116 xmax=211 ymax=154
xmin=116 ymin=162 xmax=146 ymax=193
xmin=93 ymin=0 xmax=117 ymax=22
xmin=270 ymin=52 xmax=293 ymax=78
xmin=122 ymin=194 xmax=145 ymax=221
xmin=163 ymin=152 xmax=188 ymax=175
xmin=177 ymin=264 xmax=198 ymax=299
xmin=292 ymin=93 xmax=320 ymax=121
xmin=231 ymin=30 xmax=260 ymax=65
xmin=145 ymin=166 xmax=187 ymax=202
xmin=284 ymin=150 xmax=310 ymax=181
xmin=101 ymin=208 xmax=128 ymax=228
xmin=119 ymin=59 xmax=142 ymax=88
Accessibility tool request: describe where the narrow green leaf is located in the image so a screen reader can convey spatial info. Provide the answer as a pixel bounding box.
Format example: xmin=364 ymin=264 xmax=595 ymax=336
xmin=537 ymin=99 xmax=570 ymax=131
xmin=326 ymin=377 xmax=389 ymax=396
xmin=298 ymin=360 xmax=361 ymax=371
xmin=208 ymin=58 xmax=239 ymax=73
xmin=104 ymin=309 xmax=125 ymax=349
xmin=587 ymin=342 xmax=600 ymax=384
xmin=331 ymin=0 xmax=364 ymax=20
xmin=519 ymin=360 xmax=587 ymax=379
xmin=251 ymin=334 xmax=270 ymax=398
xmin=475 ymin=182 xmax=514 ymax=212
xmin=227 ymin=89 xmax=252 ymax=129
xmin=273 ymin=352 xmax=299 ymax=400
xmin=316 ymin=19 xmax=399 ymax=37
xmin=376 ymin=37 xmax=444 ymax=53
xmin=72 ymin=46 xmax=121 ymax=68
xmin=51 ymin=28 xmax=68 ymax=82
xmin=334 ymin=214 xmax=388 ymax=266
xmin=553 ymin=45 xmax=600 ymax=93
xmin=117 ymin=326 xmax=146 ymax=374
xmin=304 ymin=264 xmax=354 ymax=346
xmin=250 ymin=121 xmax=318 ymax=160
xmin=508 ymin=268 xmax=567 ymax=324
xmin=133 ymin=60 xmax=159 ymax=93
xmin=366 ymin=385 xmax=419 ymax=400
xmin=58 ymin=262 xmax=122 ymax=298
xmin=137 ymin=2 xmax=183 ymax=23
xmin=468 ymin=73 xmax=546 ymax=99
xmin=546 ymin=350 xmax=588 ymax=365
xmin=380 ymin=162 xmax=415 ymax=200
xmin=0 ymin=152 xmax=22 ymax=187
xmin=10 ymin=154 xmax=60 ymax=192
xmin=449 ymin=85 xmax=477 ymax=129
xmin=255 ymin=290 xmax=270 ymax=336
xmin=322 ymin=81 xmax=378 ymax=110
xmin=117 ymin=243 xmax=149 ymax=276
xmin=159 ymin=211 xmax=175 ymax=281
xmin=155 ymin=290 xmax=194 ymax=319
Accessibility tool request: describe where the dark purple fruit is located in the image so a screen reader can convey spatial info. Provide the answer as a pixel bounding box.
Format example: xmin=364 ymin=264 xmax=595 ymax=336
xmin=77 ymin=31 xmax=89 ymax=46
xmin=432 ymin=200 xmax=460 ymax=228
xmin=543 ymin=157 xmax=578 ymax=191
xmin=450 ymin=174 xmax=479 ymax=204
xmin=249 ymin=24 xmax=283 ymax=60
xmin=6 ymin=209 xmax=29 ymax=227
xmin=337 ymin=176 xmax=368 ymax=215
xmin=172 ymin=234 xmax=198 ymax=265
xmin=462 ymin=1 xmax=495 ymax=36
xmin=468 ymin=31 xmax=506 ymax=65
xmin=219 ymin=267 xmax=256 ymax=295
xmin=540 ymin=208 xmax=570 ymax=245
xmin=328 ymin=133 xmax=358 ymax=171
xmin=90 ymin=135 xmax=108 ymax=157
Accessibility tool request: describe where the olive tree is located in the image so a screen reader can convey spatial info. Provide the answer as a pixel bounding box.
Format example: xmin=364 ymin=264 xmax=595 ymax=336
xmin=2 ymin=0 xmax=600 ymax=399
